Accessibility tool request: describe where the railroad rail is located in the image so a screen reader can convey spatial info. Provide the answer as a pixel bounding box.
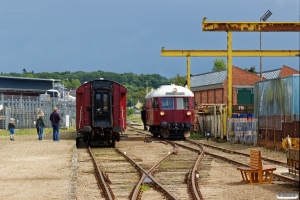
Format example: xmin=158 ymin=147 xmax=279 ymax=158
xmin=174 ymin=141 xmax=205 ymax=200
xmin=192 ymin=140 xmax=287 ymax=166
xmin=104 ymin=125 xmax=207 ymax=199
xmin=131 ymin=127 xmax=206 ymax=199
xmin=187 ymin=139 xmax=299 ymax=184
xmin=116 ymin=146 xmax=178 ymax=200
xmin=88 ymin=146 xmax=115 ymax=200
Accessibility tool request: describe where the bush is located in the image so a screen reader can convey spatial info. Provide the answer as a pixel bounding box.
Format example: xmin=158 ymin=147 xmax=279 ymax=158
xmin=126 ymin=108 xmax=134 ymax=116
xmin=189 ymin=132 xmax=204 ymax=139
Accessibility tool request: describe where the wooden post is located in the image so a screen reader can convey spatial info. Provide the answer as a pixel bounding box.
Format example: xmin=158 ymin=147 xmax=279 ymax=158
xmin=265 ymin=115 xmax=267 ymax=147
xmin=273 ymin=115 xmax=275 ymax=148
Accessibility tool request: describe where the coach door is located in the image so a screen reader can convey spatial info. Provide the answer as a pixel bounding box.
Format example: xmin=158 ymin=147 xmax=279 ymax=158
xmin=93 ymin=89 xmax=112 ymax=127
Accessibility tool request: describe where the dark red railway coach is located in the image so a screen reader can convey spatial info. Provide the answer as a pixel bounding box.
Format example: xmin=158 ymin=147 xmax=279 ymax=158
xmin=145 ymin=84 xmax=194 ymax=140
xmin=76 ymin=79 xmax=127 ymax=146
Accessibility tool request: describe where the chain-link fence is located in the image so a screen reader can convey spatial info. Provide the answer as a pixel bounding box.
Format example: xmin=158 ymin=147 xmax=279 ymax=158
xmin=0 ymin=94 xmax=76 ymax=130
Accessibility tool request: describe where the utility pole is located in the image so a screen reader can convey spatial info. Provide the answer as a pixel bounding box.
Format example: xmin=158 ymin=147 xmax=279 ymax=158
xmin=260 ymin=10 xmax=273 ymax=80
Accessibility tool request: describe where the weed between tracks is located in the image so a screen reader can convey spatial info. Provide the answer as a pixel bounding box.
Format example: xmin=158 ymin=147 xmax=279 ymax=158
xmin=140 ymin=184 xmax=150 ymax=192
xmin=189 ymin=132 xmax=204 ymax=139
xmin=161 ymin=161 xmax=186 ymax=168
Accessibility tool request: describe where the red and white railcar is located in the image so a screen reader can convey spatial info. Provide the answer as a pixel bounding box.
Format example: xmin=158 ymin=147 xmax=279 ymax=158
xmin=145 ymin=84 xmax=194 ymax=139
xmin=76 ymin=79 xmax=127 ymax=146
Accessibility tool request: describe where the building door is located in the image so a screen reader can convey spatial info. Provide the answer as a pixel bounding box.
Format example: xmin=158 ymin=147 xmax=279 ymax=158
xmin=237 ymin=88 xmax=254 ymax=104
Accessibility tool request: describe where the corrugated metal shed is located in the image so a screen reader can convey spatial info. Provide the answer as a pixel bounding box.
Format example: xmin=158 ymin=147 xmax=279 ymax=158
xmin=191 ymin=70 xmax=227 ymax=88
xmin=254 ymin=74 xmax=299 ymax=117
xmin=0 ymin=76 xmax=59 ymax=93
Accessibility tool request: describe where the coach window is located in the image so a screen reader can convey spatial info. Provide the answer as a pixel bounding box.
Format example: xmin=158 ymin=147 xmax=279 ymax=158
xmin=162 ymin=98 xmax=174 ymax=109
xmin=96 ymin=94 xmax=102 ymax=114
xmin=154 ymin=98 xmax=158 ymax=109
xmin=176 ymin=98 xmax=189 ymax=109
xmin=103 ymin=94 xmax=108 ymax=112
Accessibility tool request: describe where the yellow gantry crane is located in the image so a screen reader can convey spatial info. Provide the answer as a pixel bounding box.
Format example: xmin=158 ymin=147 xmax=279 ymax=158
xmin=161 ymin=18 xmax=300 ymax=117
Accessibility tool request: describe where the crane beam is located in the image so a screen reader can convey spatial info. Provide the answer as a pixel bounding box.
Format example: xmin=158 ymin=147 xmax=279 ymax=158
xmin=161 ymin=48 xmax=300 ymax=57
xmin=202 ymin=17 xmax=300 ymax=32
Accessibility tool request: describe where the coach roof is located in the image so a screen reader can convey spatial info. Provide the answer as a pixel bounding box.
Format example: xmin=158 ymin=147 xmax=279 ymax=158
xmin=145 ymin=84 xmax=194 ymax=99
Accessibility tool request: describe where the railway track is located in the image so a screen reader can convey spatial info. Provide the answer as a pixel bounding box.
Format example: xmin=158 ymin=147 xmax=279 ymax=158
xmin=77 ymin=126 xmax=298 ymax=199
xmin=128 ymin=128 xmax=205 ymax=199
xmin=85 ymin=133 xmax=179 ymax=199
xmin=83 ymin=126 xmax=206 ymax=200
xmin=186 ymin=138 xmax=299 ymax=184
xmin=151 ymin=140 xmax=203 ymax=199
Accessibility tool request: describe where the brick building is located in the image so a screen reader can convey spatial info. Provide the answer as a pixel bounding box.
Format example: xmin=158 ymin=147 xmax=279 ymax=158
xmin=190 ymin=65 xmax=300 ymax=106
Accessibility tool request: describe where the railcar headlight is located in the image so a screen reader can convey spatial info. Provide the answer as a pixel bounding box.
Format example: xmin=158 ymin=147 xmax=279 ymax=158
xmin=160 ymin=111 xmax=165 ymax=116
xmin=186 ymin=111 xmax=191 ymax=116
xmin=173 ymin=88 xmax=177 ymax=93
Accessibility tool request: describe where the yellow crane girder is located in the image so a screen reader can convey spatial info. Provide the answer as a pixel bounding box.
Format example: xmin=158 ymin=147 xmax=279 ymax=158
xmin=161 ymin=48 xmax=300 ymax=57
xmin=202 ymin=17 xmax=300 ymax=32
xmin=161 ymin=18 xmax=299 ymax=118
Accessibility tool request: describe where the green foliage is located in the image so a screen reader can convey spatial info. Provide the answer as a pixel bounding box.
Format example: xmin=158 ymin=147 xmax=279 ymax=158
xmin=244 ymin=66 xmax=257 ymax=73
xmin=0 ymin=70 xmax=175 ymax=106
xmin=0 ymin=127 xmax=76 ymax=137
xmin=126 ymin=108 xmax=135 ymax=116
xmin=140 ymin=185 xmax=149 ymax=192
xmin=212 ymin=58 xmax=227 ymax=71
xmin=127 ymin=114 xmax=142 ymax=124
xmin=189 ymin=132 xmax=204 ymax=139
xmin=170 ymin=74 xmax=186 ymax=86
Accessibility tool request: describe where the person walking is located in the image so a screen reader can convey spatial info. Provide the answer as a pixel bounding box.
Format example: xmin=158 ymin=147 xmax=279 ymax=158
xmin=8 ymin=118 xmax=16 ymax=141
xmin=35 ymin=116 xmax=40 ymax=136
xmin=37 ymin=113 xmax=46 ymax=141
xmin=141 ymin=107 xmax=147 ymax=131
xmin=49 ymin=107 xmax=61 ymax=142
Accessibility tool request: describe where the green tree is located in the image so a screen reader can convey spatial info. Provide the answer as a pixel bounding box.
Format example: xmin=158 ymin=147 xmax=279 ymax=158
xmin=70 ymin=79 xmax=81 ymax=89
xmin=171 ymin=74 xmax=186 ymax=86
xmin=126 ymin=108 xmax=134 ymax=116
xmin=212 ymin=58 xmax=227 ymax=71
xmin=244 ymin=66 xmax=256 ymax=73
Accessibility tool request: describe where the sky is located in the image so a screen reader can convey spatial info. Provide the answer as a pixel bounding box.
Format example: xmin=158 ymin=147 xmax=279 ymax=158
xmin=0 ymin=0 xmax=299 ymax=79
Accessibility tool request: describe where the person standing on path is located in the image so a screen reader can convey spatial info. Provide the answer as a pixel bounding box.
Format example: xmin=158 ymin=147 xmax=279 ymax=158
xmin=141 ymin=107 xmax=147 ymax=131
xmin=49 ymin=107 xmax=61 ymax=141
xmin=8 ymin=118 xmax=16 ymax=141
xmin=37 ymin=113 xmax=46 ymax=140
xmin=35 ymin=116 xmax=39 ymax=136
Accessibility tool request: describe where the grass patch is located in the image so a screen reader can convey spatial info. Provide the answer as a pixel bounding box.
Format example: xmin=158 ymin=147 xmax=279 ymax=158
xmin=127 ymin=114 xmax=142 ymax=124
xmin=161 ymin=161 xmax=172 ymax=167
xmin=140 ymin=184 xmax=150 ymax=192
xmin=0 ymin=127 xmax=76 ymax=137
xmin=189 ymin=132 xmax=204 ymax=139
xmin=162 ymin=160 xmax=186 ymax=168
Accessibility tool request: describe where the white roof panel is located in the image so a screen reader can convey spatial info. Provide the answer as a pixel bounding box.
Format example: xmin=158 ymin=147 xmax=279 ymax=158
xmin=145 ymin=84 xmax=194 ymax=99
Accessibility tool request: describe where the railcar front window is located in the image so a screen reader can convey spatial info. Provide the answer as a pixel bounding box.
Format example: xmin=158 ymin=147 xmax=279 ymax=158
xmin=96 ymin=94 xmax=102 ymax=114
xmin=161 ymin=98 xmax=174 ymax=109
xmin=176 ymin=98 xmax=189 ymax=109
xmin=95 ymin=93 xmax=109 ymax=114
xmin=103 ymin=94 xmax=108 ymax=112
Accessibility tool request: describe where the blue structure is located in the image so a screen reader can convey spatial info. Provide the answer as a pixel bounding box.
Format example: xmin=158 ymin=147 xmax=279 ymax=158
xmin=254 ymin=74 xmax=300 ymax=117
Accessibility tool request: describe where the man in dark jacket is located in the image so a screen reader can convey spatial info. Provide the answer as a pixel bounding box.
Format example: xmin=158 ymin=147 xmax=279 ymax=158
xmin=50 ymin=107 xmax=61 ymax=141
xmin=141 ymin=107 xmax=147 ymax=131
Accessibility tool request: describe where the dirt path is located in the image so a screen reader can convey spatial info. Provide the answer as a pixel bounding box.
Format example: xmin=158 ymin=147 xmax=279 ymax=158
xmin=0 ymin=132 xmax=75 ymax=200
